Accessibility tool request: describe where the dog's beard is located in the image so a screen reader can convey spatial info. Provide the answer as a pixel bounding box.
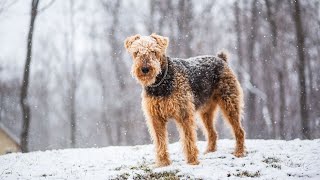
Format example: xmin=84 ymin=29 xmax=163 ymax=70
xmin=131 ymin=62 xmax=161 ymax=87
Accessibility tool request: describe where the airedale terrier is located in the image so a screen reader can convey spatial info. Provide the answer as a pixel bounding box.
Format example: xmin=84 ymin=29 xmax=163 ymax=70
xmin=124 ymin=33 xmax=246 ymax=167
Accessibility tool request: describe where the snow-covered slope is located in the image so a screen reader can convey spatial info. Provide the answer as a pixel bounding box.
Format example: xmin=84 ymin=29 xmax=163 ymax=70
xmin=0 ymin=139 xmax=319 ymax=180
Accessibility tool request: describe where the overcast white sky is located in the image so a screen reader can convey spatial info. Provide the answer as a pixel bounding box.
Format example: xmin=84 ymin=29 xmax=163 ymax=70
xmin=0 ymin=1 xmax=29 ymax=67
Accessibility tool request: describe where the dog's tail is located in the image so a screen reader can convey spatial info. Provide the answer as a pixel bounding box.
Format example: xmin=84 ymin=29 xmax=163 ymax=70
xmin=217 ymin=50 xmax=229 ymax=62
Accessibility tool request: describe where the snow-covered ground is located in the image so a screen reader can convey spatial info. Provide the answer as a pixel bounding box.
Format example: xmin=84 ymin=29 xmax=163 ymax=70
xmin=0 ymin=139 xmax=319 ymax=180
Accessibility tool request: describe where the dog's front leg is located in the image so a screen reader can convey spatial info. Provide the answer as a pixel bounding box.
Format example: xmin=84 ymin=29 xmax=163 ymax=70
xmin=175 ymin=113 xmax=200 ymax=165
xmin=146 ymin=116 xmax=171 ymax=167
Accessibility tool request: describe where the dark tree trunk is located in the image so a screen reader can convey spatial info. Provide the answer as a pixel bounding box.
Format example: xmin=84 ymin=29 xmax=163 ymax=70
xmin=70 ymin=84 xmax=76 ymax=147
xmin=265 ymin=0 xmax=282 ymax=139
xmin=292 ymin=0 xmax=310 ymax=139
xmin=0 ymin=91 xmax=3 ymax=122
xmin=68 ymin=0 xmax=77 ymax=148
xmin=148 ymin=0 xmax=156 ymax=34
xmin=20 ymin=0 xmax=39 ymax=152
xmin=101 ymin=89 xmax=113 ymax=145
xmin=247 ymin=0 xmax=258 ymax=138
xmin=92 ymin=45 xmax=114 ymax=145
xmin=109 ymin=0 xmax=124 ymax=145
xmin=278 ymin=71 xmax=286 ymax=139
xmin=157 ymin=0 xmax=169 ymax=34
xmin=265 ymin=0 xmax=277 ymax=47
xmin=101 ymin=0 xmax=125 ymax=145
xmin=108 ymin=0 xmax=125 ymax=91
xmin=234 ymin=1 xmax=243 ymax=82
xmin=177 ymin=0 xmax=193 ymax=57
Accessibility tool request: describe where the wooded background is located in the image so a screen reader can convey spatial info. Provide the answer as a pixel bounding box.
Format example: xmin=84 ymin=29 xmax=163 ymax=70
xmin=0 ymin=0 xmax=319 ymax=152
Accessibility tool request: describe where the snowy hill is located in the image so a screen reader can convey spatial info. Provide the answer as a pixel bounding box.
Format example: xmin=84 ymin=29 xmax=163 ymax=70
xmin=0 ymin=139 xmax=319 ymax=180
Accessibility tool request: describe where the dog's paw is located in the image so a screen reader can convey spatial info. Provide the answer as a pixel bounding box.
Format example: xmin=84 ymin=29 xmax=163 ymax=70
xmin=232 ymin=150 xmax=246 ymax=158
xmin=187 ymin=160 xmax=200 ymax=165
xmin=154 ymin=160 xmax=171 ymax=168
xmin=204 ymin=147 xmax=217 ymax=154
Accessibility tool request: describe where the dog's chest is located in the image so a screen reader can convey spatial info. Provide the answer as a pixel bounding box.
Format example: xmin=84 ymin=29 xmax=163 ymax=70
xmin=145 ymin=80 xmax=173 ymax=97
xmin=145 ymin=63 xmax=174 ymax=97
xmin=143 ymin=92 xmax=190 ymax=119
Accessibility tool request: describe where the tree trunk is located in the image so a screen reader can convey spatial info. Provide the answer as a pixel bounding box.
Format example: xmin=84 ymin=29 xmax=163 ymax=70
xmin=292 ymin=0 xmax=310 ymax=139
xmin=108 ymin=0 xmax=125 ymax=91
xmin=177 ymin=0 xmax=193 ymax=57
xmin=278 ymin=71 xmax=286 ymax=139
xmin=265 ymin=0 xmax=277 ymax=47
xmin=148 ymin=0 xmax=156 ymax=34
xmin=247 ymin=0 xmax=258 ymax=138
xmin=70 ymin=85 xmax=76 ymax=147
xmin=102 ymin=89 xmax=114 ymax=145
xmin=20 ymin=0 xmax=39 ymax=153
xmin=0 ymin=91 xmax=3 ymax=122
xmin=92 ymin=41 xmax=114 ymax=145
xmin=68 ymin=0 xmax=77 ymax=148
xmin=106 ymin=0 xmax=126 ymax=145
xmin=265 ymin=0 xmax=281 ymax=138
xmin=234 ymin=1 xmax=243 ymax=82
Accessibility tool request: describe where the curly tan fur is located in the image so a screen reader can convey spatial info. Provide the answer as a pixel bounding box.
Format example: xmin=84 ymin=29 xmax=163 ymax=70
xmin=124 ymin=33 xmax=246 ymax=167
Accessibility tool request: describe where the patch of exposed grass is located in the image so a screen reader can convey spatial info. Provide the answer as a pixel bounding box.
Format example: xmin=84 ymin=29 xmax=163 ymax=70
xmin=129 ymin=164 xmax=152 ymax=173
xmin=113 ymin=172 xmax=130 ymax=180
xmin=114 ymin=165 xmax=126 ymax=171
xmin=133 ymin=170 xmax=180 ymax=180
xmin=270 ymin=164 xmax=281 ymax=169
xmin=262 ymin=157 xmax=280 ymax=164
xmin=112 ymin=161 xmax=183 ymax=180
xmin=233 ymin=170 xmax=261 ymax=178
xmin=263 ymin=156 xmax=282 ymax=170
xmin=112 ymin=170 xmax=181 ymax=180
xmin=218 ymin=156 xmax=226 ymax=159
xmin=287 ymin=173 xmax=310 ymax=178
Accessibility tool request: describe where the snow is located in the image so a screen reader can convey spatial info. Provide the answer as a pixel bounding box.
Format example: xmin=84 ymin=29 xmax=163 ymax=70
xmin=0 ymin=139 xmax=319 ymax=179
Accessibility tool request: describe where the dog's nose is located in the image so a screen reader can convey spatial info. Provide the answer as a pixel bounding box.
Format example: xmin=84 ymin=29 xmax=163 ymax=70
xmin=141 ymin=67 xmax=149 ymax=74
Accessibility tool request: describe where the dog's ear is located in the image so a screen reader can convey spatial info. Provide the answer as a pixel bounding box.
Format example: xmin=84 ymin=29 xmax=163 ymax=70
xmin=150 ymin=33 xmax=169 ymax=53
xmin=124 ymin=34 xmax=141 ymax=51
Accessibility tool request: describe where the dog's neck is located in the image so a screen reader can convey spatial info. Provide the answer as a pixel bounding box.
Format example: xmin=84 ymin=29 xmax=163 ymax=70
xmin=144 ymin=56 xmax=174 ymax=97
xmin=148 ymin=56 xmax=168 ymax=88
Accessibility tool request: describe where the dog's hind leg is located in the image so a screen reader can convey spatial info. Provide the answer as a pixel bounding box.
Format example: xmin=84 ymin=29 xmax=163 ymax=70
xmin=199 ymin=100 xmax=219 ymax=154
xmin=217 ymin=71 xmax=246 ymax=157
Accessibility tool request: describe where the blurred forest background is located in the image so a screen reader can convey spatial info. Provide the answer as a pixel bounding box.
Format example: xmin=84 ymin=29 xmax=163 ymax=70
xmin=0 ymin=0 xmax=319 ymax=152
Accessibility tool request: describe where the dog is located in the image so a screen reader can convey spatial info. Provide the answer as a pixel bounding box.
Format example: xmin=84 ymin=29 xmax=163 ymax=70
xmin=124 ymin=33 xmax=246 ymax=167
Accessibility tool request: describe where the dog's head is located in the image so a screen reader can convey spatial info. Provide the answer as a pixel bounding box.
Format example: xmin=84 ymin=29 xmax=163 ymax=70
xmin=124 ymin=33 xmax=169 ymax=86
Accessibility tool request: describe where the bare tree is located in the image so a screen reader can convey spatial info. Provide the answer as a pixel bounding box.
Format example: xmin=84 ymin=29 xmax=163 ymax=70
xmin=0 ymin=66 xmax=3 ymax=123
xmin=234 ymin=1 xmax=244 ymax=82
xmin=100 ymin=0 xmax=127 ymax=145
xmin=291 ymin=0 xmax=309 ymax=139
xmin=147 ymin=0 xmax=171 ymax=34
xmin=177 ymin=0 xmax=193 ymax=57
xmin=265 ymin=0 xmax=287 ymax=139
xmin=89 ymin=24 xmax=114 ymax=145
xmin=61 ymin=0 xmax=87 ymax=148
xmin=68 ymin=0 xmax=77 ymax=148
xmin=20 ymin=0 xmax=39 ymax=152
xmin=0 ymin=80 xmax=4 ymax=123
xmin=246 ymin=0 xmax=258 ymax=138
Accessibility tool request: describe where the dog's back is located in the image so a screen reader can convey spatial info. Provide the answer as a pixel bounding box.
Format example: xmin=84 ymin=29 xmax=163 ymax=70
xmin=172 ymin=55 xmax=226 ymax=109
